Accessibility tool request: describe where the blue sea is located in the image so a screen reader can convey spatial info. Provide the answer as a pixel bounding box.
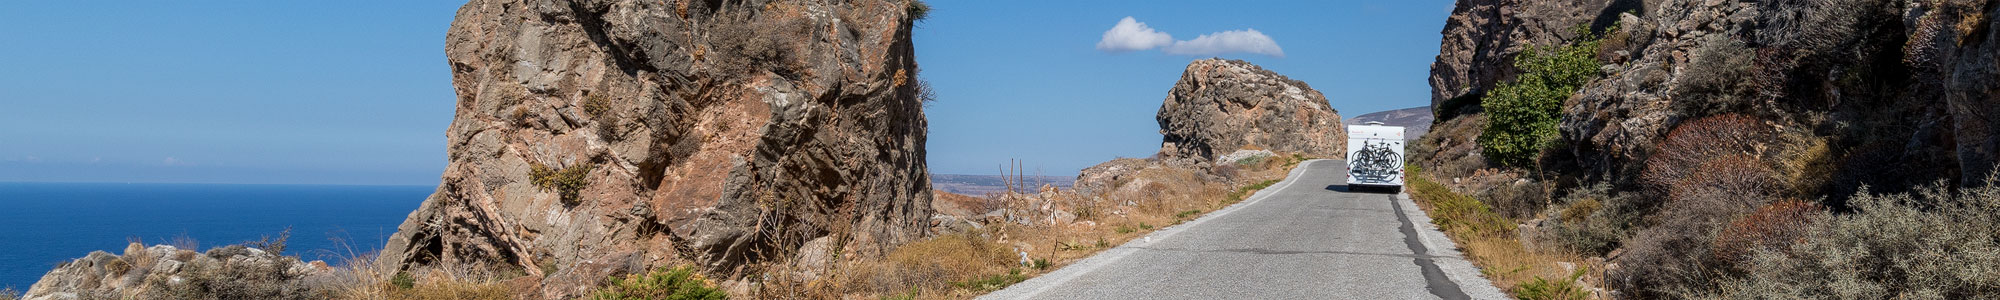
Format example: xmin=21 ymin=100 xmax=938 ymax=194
xmin=0 ymin=182 xmax=431 ymax=291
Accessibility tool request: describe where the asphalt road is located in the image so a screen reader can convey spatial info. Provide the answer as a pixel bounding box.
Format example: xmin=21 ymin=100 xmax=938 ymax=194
xmin=980 ymin=159 xmax=1507 ymax=299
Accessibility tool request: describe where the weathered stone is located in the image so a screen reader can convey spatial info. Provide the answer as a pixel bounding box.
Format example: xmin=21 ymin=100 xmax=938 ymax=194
xmin=1157 ymin=58 xmax=1346 ymax=168
xmin=375 ymin=0 xmax=935 ymax=296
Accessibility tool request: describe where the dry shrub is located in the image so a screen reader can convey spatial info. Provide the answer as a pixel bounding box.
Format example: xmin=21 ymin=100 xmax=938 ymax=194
xmin=1541 ymin=183 xmax=1644 ymax=256
xmin=1672 ymin=36 xmax=1759 ymax=117
xmin=1614 ymin=154 xmax=1784 ymax=298
xmin=1776 ymin=133 xmax=1835 ymax=196
xmin=1707 ymin=177 xmax=2000 ymax=298
xmin=152 ymin=245 xmax=321 ymax=300
xmin=329 ymin=251 xmax=512 ymax=300
xmin=1479 ymin=179 xmax=1551 ymax=219
xmin=709 ymin=9 xmax=805 ymax=80
xmin=1642 ymin=114 xmax=1776 ymax=192
xmin=1410 ymin=114 xmax=1490 ymax=180
xmin=1708 ymin=199 xmax=1820 ymax=269
xmin=848 ymin=231 xmax=1014 ymax=295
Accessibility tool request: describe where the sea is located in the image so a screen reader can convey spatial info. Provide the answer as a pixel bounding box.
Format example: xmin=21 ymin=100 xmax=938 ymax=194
xmin=0 ymin=182 xmax=432 ymax=292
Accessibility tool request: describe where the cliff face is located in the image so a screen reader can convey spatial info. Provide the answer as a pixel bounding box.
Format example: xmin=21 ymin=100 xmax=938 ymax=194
xmin=1157 ymin=59 xmax=1346 ymax=167
xmin=378 ymin=0 xmax=932 ymax=297
xmin=1430 ymin=0 xmax=1619 ymax=117
xmin=1431 ymin=0 xmax=2000 ymax=189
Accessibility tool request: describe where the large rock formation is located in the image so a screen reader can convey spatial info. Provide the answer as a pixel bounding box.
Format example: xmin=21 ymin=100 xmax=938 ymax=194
xmin=377 ymin=0 xmax=933 ymax=297
xmin=1156 ymin=59 xmax=1346 ymax=167
xmin=1429 ymin=0 xmax=1622 ymax=117
xmin=1430 ymin=0 xmax=2000 ymax=188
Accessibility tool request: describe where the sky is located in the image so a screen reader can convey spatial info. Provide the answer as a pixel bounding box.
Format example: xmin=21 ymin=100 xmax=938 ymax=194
xmin=0 ymin=1 xmax=1454 ymax=185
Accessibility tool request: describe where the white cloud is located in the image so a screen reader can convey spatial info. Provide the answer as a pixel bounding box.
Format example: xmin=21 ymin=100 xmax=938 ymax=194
xmin=1096 ymin=17 xmax=1174 ymax=52
xmin=1163 ymin=29 xmax=1285 ymax=57
xmin=1095 ymin=17 xmax=1285 ymax=58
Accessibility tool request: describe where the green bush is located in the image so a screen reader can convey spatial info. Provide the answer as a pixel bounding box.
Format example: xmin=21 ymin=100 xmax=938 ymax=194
xmin=1478 ymin=26 xmax=1607 ymax=167
xmin=392 ymin=271 xmax=416 ymax=290
xmin=530 ymin=163 xmax=593 ymax=205
xmin=593 ymin=266 xmax=727 ymax=300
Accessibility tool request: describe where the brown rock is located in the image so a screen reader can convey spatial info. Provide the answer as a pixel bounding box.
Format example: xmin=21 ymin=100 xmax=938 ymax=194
xmin=1156 ymin=58 xmax=1346 ymax=168
xmin=1429 ymin=0 xmax=1611 ymax=118
xmin=376 ymin=0 xmax=934 ymax=296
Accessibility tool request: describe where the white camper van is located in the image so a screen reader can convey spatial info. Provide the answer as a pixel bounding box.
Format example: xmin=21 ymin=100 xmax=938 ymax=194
xmin=1346 ymin=122 xmax=1406 ymax=191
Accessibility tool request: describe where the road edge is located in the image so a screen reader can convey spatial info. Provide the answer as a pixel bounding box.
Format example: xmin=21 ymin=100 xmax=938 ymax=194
xmin=1395 ymin=191 xmax=1510 ymax=299
xmin=976 ymin=159 xmax=1328 ymax=300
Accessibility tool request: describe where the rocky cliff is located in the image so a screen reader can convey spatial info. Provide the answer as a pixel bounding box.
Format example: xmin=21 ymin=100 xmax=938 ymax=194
xmin=1431 ymin=0 xmax=2000 ymax=190
xmin=377 ymin=0 xmax=933 ymax=297
xmin=1156 ymin=59 xmax=1345 ymax=168
xmin=1430 ymin=0 xmax=1625 ymax=118
xmin=1428 ymin=0 xmax=2000 ymax=297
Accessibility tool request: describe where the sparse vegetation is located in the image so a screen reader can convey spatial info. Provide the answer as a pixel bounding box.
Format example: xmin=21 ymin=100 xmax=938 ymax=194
xmin=949 ymin=269 xmax=1025 ymax=292
xmin=906 ymin=0 xmax=931 ymax=21
xmin=1477 ymin=26 xmax=1607 ymax=167
xmin=1514 ymin=266 xmax=1591 ymax=300
xmin=593 ymin=266 xmax=727 ymax=300
xmin=530 ymin=162 xmax=593 ymax=205
xmin=1702 ymin=178 xmax=2000 ymax=298
xmin=0 ymin=288 xmax=18 ymax=300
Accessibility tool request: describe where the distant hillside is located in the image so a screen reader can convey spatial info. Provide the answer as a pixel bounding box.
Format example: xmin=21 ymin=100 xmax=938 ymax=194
xmin=1343 ymin=106 xmax=1432 ymax=138
xmin=931 ymin=174 xmax=1074 ymax=196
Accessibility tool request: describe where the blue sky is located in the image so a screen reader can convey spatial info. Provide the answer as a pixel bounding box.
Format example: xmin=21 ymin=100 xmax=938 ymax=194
xmin=0 ymin=1 xmax=1452 ymax=185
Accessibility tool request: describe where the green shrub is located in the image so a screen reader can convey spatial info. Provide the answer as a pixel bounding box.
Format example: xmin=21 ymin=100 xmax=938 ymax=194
xmin=1513 ymin=266 xmax=1590 ymax=300
xmin=1031 ymin=258 xmax=1051 ymax=270
xmin=1138 ymin=223 xmax=1153 ymax=230
xmin=1174 ymin=209 xmax=1202 ymax=219
xmin=1478 ymin=26 xmax=1607 ymax=167
xmin=1115 ymin=226 xmax=1135 ymax=234
xmin=530 ymin=163 xmax=594 ymax=205
xmin=392 ymin=272 xmax=416 ymax=290
xmin=592 ymin=266 xmax=727 ymax=300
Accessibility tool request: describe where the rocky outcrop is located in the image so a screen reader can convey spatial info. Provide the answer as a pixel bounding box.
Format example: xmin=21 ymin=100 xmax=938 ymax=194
xmin=1156 ymin=59 xmax=1346 ymax=168
xmin=376 ymin=0 xmax=933 ymax=297
xmin=1430 ymin=0 xmax=2000 ymax=188
xmin=1429 ymin=0 xmax=1621 ymax=117
xmin=23 ymin=243 xmax=329 ymax=300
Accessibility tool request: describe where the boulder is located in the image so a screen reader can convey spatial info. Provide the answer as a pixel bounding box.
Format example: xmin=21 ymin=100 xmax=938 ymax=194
xmin=375 ymin=0 xmax=934 ymax=296
xmin=1157 ymin=58 xmax=1346 ymax=167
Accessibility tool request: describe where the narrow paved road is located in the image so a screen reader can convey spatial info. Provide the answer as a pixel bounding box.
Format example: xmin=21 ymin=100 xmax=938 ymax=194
xmin=981 ymin=159 xmax=1506 ymax=299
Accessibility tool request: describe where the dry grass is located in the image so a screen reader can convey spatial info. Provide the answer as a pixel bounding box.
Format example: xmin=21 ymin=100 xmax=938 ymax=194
xmin=742 ymin=154 xmax=1309 ymax=299
xmin=326 ymin=243 xmax=514 ymax=300
xmin=1407 ymin=166 xmax=1607 ymax=299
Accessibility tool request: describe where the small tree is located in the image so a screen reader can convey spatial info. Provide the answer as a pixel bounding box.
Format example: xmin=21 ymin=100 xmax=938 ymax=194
xmin=1479 ymin=26 xmax=1608 ymax=167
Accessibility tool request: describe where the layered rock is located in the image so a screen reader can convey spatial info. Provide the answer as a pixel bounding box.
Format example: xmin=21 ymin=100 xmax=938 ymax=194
xmin=377 ymin=0 xmax=932 ymax=297
xmin=1156 ymin=59 xmax=1346 ymax=168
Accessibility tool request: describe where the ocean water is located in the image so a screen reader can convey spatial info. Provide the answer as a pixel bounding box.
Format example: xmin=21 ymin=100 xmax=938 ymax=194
xmin=0 ymin=182 xmax=432 ymax=291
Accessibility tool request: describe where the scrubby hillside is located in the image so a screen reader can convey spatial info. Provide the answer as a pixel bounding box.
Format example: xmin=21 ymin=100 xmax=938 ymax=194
xmin=1420 ymin=0 xmax=2000 ymax=298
